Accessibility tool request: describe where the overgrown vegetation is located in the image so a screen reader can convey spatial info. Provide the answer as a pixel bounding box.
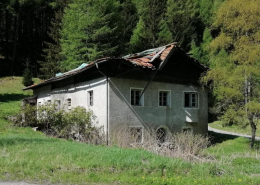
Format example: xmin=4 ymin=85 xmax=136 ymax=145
xmin=15 ymin=103 xmax=104 ymax=144
xmin=1 ymin=77 xmax=260 ymax=184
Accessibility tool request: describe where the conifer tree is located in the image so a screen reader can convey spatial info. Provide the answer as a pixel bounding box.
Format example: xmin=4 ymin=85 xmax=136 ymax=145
xmin=166 ymin=0 xmax=200 ymax=51
xmin=60 ymin=0 xmax=122 ymax=71
xmin=22 ymin=61 xmax=33 ymax=87
xmin=118 ymin=0 xmax=138 ymax=55
xmin=130 ymin=0 xmax=168 ymax=52
xmin=39 ymin=0 xmax=70 ymax=79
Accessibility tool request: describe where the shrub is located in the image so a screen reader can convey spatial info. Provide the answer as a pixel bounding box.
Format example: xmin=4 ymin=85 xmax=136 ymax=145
xmin=109 ymin=125 xmax=212 ymax=161
xmin=15 ymin=102 xmax=104 ymax=144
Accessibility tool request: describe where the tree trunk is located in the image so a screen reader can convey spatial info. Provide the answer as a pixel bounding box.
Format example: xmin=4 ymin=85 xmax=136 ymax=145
xmin=249 ymin=115 xmax=256 ymax=148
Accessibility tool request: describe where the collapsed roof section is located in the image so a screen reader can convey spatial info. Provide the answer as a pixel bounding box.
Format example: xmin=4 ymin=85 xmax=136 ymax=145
xmin=23 ymin=43 xmax=207 ymax=90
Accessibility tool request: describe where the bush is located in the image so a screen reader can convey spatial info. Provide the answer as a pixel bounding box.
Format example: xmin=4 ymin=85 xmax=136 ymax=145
xmin=15 ymin=102 xmax=104 ymax=144
xmin=109 ymin=125 xmax=212 ymax=161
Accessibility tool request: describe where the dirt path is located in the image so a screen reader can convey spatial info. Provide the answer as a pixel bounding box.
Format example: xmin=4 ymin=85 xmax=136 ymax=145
xmin=208 ymin=125 xmax=260 ymax=141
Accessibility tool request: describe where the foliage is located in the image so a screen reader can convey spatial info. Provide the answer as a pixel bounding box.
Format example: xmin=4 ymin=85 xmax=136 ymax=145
xmin=202 ymin=0 xmax=260 ymax=147
xmin=166 ymin=0 xmax=201 ymax=51
xmin=39 ymin=0 xmax=71 ymax=79
xmin=1 ymin=77 xmax=260 ymax=185
xmin=60 ymin=0 xmax=122 ymax=71
xmin=15 ymin=101 xmax=100 ymax=143
xmin=130 ymin=0 xmax=168 ymax=52
xmin=22 ymin=61 xmax=34 ymax=87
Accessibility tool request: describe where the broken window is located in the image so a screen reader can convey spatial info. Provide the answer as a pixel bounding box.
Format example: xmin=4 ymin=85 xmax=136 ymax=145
xmin=156 ymin=127 xmax=167 ymax=143
xmin=131 ymin=88 xmax=143 ymax=106
xmin=67 ymin=98 xmax=71 ymax=110
xmin=184 ymin=92 xmax=198 ymax=108
xmin=88 ymin=90 xmax=93 ymax=106
xmin=129 ymin=127 xmax=143 ymax=143
xmin=159 ymin=91 xmax=170 ymax=106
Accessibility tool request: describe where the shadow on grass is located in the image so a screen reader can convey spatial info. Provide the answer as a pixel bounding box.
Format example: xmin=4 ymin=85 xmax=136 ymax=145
xmin=0 ymin=93 xmax=29 ymax=102
xmin=208 ymin=131 xmax=239 ymax=145
xmin=0 ymin=137 xmax=58 ymax=147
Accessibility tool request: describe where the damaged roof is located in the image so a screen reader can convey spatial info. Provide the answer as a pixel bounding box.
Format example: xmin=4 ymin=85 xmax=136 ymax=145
xmin=23 ymin=43 xmax=207 ymax=90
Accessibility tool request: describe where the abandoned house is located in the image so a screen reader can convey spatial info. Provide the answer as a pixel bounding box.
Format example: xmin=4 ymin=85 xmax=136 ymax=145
xmin=23 ymin=43 xmax=208 ymax=143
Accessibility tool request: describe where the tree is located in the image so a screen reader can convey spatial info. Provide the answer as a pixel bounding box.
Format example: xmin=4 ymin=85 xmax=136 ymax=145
xmin=118 ymin=0 xmax=138 ymax=55
xmin=130 ymin=0 xmax=168 ymax=52
xmin=165 ymin=0 xmax=200 ymax=51
xmin=39 ymin=0 xmax=70 ymax=79
xmin=60 ymin=0 xmax=122 ymax=71
xmin=22 ymin=60 xmax=34 ymax=87
xmin=202 ymin=0 xmax=260 ymax=148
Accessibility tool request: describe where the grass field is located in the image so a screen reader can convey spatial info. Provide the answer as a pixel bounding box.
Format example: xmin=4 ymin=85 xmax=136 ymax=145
xmin=0 ymin=77 xmax=260 ymax=184
xmin=209 ymin=121 xmax=260 ymax=138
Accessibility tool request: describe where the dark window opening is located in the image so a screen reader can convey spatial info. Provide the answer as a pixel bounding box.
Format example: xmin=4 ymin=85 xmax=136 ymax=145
xmin=131 ymin=89 xmax=142 ymax=106
xmin=184 ymin=92 xmax=198 ymax=108
xmin=129 ymin=127 xmax=142 ymax=143
xmin=88 ymin=91 xmax=93 ymax=106
xmin=156 ymin=128 xmax=166 ymax=143
xmin=159 ymin=91 xmax=169 ymax=106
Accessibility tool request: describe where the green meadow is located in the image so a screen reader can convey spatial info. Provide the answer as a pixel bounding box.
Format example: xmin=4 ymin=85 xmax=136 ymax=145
xmin=0 ymin=77 xmax=260 ymax=185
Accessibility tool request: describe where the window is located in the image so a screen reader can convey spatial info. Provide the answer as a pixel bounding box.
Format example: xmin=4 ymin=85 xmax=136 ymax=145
xmin=88 ymin=90 xmax=93 ymax=106
xmin=67 ymin=98 xmax=71 ymax=110
xmin=182 ymin=126 xmax=193 ymax=133
xmin=129 ymin=127 xmax=143 ymax=143
xmin=55 ymin=100 xmax=61 ymax=111
xmin=184 ymin=92 xmax=198 ymax=108
xmin=156 ymin=127 xmax=167 ymax=143
xmin=159 ymin=90 xmax=170 ymax=106
xmin=131 ymin=88 xmax=144 ymax=106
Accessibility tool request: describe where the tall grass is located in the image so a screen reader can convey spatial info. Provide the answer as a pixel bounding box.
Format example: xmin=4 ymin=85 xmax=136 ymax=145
xmin=0 ymin=77 xmax=260 ymax=184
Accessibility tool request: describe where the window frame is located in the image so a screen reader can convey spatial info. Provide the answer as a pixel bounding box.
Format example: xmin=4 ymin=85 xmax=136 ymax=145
xmin=67 ymin=98 xmax=72 ymax=110
xmin=130 ymin=87 xmax=144 ymax=106
xmin=87 ymin=90 xmax=94 ymax=107
xmin=158 ymin=90 xmax=171 ymax=107
xmin=183 ymin=91 xmax=199 ymax=109
xmin=129 ymin=126 xmax=144 ymax=143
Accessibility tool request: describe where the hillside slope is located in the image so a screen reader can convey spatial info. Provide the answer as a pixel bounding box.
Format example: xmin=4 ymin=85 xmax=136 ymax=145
xmin=0 ymin=77 xmax=259 ymax=185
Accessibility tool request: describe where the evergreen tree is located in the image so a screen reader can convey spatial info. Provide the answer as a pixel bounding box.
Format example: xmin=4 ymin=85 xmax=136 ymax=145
xmin=60 ymin=0 xmax=89 ymax=71
xmin=166 ymin=0 xmax=200 ymax=51
xmin=130 ymin=0 xmax=168 ymax=52
xmin=39 ymin=0 xmax=70 ymax=79
xmin=60 ymin=0 xmax=122 ymax=71
xmin=190 ymin=28 xmax=212 ymax=66
xmin=118 ymin=0 xmax=138 ymax=55
xmin=22 ymin=61 xmax=34 ymax=87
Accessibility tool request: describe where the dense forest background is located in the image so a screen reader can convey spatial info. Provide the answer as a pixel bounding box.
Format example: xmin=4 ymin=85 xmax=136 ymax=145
xmin=1 ymin=0 xmax=260 ymax=146
xmin=0 ymin=0 xmax=224 ymax=78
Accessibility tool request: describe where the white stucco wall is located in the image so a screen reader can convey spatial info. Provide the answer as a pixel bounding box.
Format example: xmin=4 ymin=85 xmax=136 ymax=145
xmin=34 ymin=85 xmax=52 ymax=105
xmin=109 ymin=77 xmax=208 ymax=135
xmin=34 ymin=77 xmax=108 ymax=132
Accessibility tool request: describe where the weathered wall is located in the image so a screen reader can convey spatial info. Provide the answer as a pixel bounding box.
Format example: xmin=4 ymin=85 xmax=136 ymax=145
xmin=34 ymin=77 xmax=108 ymax=132
xmin=34 ymin=85 xmax=52 ymax=104
xmin=109 ymin=77 xmax=208 ymax=135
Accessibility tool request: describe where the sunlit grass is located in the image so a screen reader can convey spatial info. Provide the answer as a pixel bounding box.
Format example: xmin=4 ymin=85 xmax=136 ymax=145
xmin=209 ymin=121 xmax=260 ymax=137
xmin=0 ymin=77 xmax=260 ymax=184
